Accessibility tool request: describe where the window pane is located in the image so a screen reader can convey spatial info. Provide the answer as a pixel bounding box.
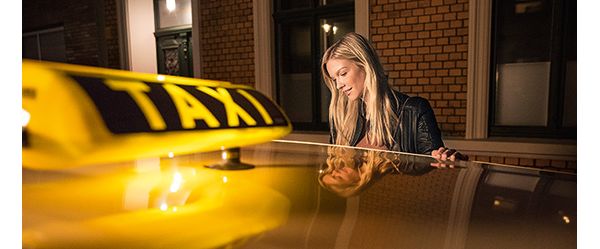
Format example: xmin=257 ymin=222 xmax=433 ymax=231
xmin=319 ymin=16 xmax=355 ymax=49
xmin=23 ymin=35 xmax=39 ymax=60
xmin=39 ymin=31 xmax=66 ymax=62
xmin=495 ymin=0 xmax=553 ymax=63
xmin=278 ymin=20 xmax=313 ymax=122
xmin=495 ymin=62 xmax=549 ymax=126
xmin=562 ymin=0 xmax=576 ymax=128
xmin=493 ymin=0 xmax=552 ymax=126
xmin=157 ymin=0 xmax=192 ymax=29
xmin=319 ymin=16 xmax=355 ymax=123
xmin=276 ymin=0 xmax=311 ymax=10
xmin=562 ymin=61 xmax=576 ymax=127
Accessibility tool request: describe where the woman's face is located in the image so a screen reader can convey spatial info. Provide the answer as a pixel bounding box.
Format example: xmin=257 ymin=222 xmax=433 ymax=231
xmin=326 ymin=58 xmax=366 ymax=101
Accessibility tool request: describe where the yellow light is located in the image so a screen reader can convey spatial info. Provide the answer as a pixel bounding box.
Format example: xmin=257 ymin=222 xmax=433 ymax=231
xmin=22 ymin=109 xmax=31 ymax=127
xmin=222 ymin=176 xmax=228 ymax=183
xmin=493 ymin=200 xmax=501 ymax=206
xmin=166 ymin=0 xmax=176 ymax=12
xmin=562 ymin=216 xmax=570 ymax=224
xmin=169 ymin=172 xmax=183 ymax=192
xmin=168 ymin=152 xmax=174 ymax=158
xmin=221 ymin=151 xmax=228 ymax=160
xmin=332 ymin=26 xmax=338 ymax=35
xmin=322 ymin=23 xmax=331 ymax=33
xmin=157 ymin=75 xmax=166 ymax=81
xmin=160 ymin=203 xmax=168 ymax=211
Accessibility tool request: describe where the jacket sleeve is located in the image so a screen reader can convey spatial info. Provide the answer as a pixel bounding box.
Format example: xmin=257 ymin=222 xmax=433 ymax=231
xmin=413 ymin=97 xmax=444 ymax=154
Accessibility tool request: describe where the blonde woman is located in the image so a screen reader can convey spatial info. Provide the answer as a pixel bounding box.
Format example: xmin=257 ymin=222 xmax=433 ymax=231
xmin=321 ymin=32 xmax=466 ymax=161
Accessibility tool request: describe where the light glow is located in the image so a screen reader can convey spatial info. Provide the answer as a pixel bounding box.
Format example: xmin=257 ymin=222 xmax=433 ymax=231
xmin=160 ymin=203 xmax=168 ymax=211
xmin=562 ymin=215 xmax=570 ymax=224
xmin=168 ymin=152 xmax=174 ymax=158
xmin=22 ymin=109 xmax=30 ymax=127
xmin=166 ymin=0 xmax=176 ymax=12
xmin=332 ymin=26 xmax=338 ymax=34
xmin=223 ymin=176 xmax=228 ymax=183
xmin=322 ymin=23 xmax=331 ymax=33
xmin=493 ymin=200 xmax=501 ymax=206
xmin=157 ymin=75 xmax=166 ymax=81
xmin=170 ymin=172 xmax=183 ymax=192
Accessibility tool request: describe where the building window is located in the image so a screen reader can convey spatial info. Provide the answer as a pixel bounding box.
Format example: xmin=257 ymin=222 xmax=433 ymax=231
xmin=489 ymin=0 xmax=575 ymax=138
xmin=22 ymin=27 xmax=66 ymax=62
xmin=274 ymin=0 xmax=355 ymax=131
xmin=154 ymin=0 xmax=193 ymax=77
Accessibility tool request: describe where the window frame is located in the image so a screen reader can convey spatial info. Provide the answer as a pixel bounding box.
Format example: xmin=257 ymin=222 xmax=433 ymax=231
xmin=487 ymin=0 xmax=576 ymax=139
xmin=273 ymin=0 xmax=355 ymax=131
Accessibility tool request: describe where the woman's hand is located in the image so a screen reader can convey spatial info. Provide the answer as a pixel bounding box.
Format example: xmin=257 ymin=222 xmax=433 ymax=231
xmin=430 ymin=147 xmax=468 ymax=168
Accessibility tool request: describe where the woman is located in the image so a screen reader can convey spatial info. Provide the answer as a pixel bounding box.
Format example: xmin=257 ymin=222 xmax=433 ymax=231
xmin=321 ymin=32 xmax=466 ymax=162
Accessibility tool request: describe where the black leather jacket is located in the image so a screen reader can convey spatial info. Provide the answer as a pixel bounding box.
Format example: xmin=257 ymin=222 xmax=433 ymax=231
xmin=330 ymin=91 xmax=444 ymax=155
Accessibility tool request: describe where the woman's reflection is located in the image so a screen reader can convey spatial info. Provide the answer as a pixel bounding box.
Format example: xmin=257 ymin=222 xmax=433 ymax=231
xmin=318 ymin=147 xmax=434 ymax=197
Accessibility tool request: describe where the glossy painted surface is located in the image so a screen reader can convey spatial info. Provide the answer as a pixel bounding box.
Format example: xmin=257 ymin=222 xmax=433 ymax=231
xmin=23 ymin=140 xmax=576 ymax=249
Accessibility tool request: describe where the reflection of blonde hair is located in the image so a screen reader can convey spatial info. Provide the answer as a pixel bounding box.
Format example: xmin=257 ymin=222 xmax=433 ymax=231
xmin=321 ymin=32 xmax=399 ymax=147
xmin=318 ymin=147 xmax=392 ymax=197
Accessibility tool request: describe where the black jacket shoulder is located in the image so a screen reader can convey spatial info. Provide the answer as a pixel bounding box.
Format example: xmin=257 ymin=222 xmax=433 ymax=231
xmin=392 ymin=92 xmax=444 ymax=154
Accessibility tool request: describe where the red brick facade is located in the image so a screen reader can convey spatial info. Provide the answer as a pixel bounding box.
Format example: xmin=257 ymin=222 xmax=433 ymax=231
xmin=370 ymin=0 xmax=468 ymax=137
xmin=198 ymin=0 xmax=255 ymax=86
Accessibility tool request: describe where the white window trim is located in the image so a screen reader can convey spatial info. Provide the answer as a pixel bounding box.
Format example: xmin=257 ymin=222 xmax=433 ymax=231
xmin=466 ymin=0 xmax=491 ymax=139
xmin=191 ymin=0 xmax=202 ymax=77
xmin=253 ymin=0 xmax=275 ymax=97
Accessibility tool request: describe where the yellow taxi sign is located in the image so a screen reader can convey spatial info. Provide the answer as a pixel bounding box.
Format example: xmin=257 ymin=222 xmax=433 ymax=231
xmin=22 ymin=60 xmax=292 ymax=169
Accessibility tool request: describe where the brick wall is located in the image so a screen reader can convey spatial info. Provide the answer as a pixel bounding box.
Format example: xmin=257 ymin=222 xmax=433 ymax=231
xmin=104 ymin=0 xmax=121 ymax=69
xmin=370 ymin=0 xmax=468 ymax=137
xmin=198 ymin=0 xmax=255 ymax=86
xmin=23 ymin=0 xmax=120 ymax=69
xmin=64 ymin=0 xmax=102 ymax=66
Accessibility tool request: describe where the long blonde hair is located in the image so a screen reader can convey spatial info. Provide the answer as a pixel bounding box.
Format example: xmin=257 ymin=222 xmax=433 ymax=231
xmin=321 ymin=32 xmax=399 ymax=147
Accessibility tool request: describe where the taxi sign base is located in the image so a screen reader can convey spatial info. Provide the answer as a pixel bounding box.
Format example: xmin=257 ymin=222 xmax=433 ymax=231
xmin=205 ymin=147 xmax=255 ymax=170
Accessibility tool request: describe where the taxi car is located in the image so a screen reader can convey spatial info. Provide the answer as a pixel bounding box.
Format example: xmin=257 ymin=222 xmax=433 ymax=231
xmin=22 ymin=61 xmax=576 ymax=248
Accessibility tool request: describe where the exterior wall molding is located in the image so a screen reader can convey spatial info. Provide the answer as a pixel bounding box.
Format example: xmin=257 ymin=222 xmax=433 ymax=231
xmin=116 ymin=0 xmax=130 ymax=70
xmin=191 ymin=0 xmax=202 ymax=78
xmin=253 ymin=0 xmax=275 ymax=98
xmin=466 ymin=0 xmax=492 ymax=139
xmin=355 ymin=0 xmax=369 ymax=38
